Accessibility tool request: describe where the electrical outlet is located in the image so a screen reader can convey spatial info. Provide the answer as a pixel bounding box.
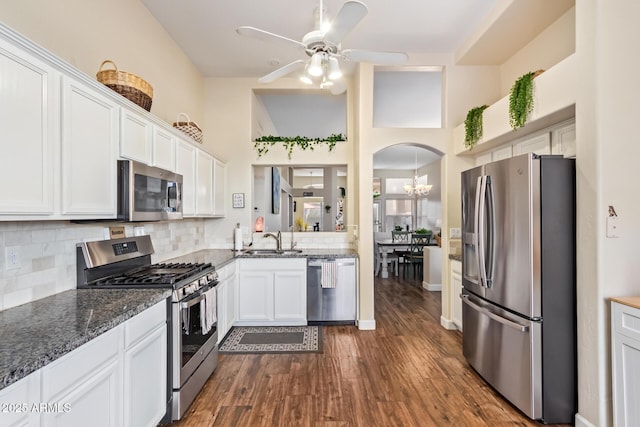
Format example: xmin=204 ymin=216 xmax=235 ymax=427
xmin=606 ymin=216 xmax=620 ymax=238
xmin=5 ymin=247 xmax=21 ymax=270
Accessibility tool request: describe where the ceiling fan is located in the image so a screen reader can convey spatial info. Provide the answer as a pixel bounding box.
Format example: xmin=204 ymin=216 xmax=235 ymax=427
xmin=236 ymin=0 xmax=408 ymax=94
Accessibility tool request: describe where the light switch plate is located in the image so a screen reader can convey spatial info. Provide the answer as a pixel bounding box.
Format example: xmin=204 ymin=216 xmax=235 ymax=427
xmin=606 ymin=216 xmax=619 ymax=238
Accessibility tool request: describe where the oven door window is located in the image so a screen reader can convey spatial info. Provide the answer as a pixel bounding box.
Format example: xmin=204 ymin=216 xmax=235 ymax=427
xmin=181 ymin=295 xmax=216 ymax=367
xmin=134 ymin=174 xmax=180 ymax=213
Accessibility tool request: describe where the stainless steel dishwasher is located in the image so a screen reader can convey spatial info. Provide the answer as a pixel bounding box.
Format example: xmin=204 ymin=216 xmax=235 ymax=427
xmin=307 ymin=258 xmax=357 ymax=324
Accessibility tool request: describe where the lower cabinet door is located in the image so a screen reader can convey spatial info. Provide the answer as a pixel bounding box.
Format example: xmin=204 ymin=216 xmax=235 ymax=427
xmin=123 ymin=326 xmax=167 ymax=427
xmin=41 ymin=361 xmax=121 ymax=427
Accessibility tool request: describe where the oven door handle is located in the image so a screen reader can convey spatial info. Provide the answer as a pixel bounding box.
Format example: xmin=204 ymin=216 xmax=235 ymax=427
xmin=180 ymin=282 xmax=217 ymax=309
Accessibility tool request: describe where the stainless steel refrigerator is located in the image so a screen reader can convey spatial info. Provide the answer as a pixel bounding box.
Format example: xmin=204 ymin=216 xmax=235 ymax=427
xmin=461 ymin=153 xmax=576 ymax=423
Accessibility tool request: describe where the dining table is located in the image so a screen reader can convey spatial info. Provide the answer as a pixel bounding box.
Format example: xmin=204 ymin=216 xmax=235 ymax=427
xmin=376 ymin=239 xmax=438 ymax=279
xmin=375 ymin=239 xmax=410 ymax=279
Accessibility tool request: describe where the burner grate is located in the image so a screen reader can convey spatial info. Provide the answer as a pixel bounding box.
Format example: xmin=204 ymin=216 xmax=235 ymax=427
xmin=93 ymin=262 xmax=212 ymax=287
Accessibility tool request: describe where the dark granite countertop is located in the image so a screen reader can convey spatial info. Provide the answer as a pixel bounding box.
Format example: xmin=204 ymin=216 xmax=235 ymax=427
xmin=0 ymin=288 xmax=170 ymax=391
xmin=163 ymin=248 xmax=358 ymax=266
xmin=449 ymin=254 xmax=462 ymax=262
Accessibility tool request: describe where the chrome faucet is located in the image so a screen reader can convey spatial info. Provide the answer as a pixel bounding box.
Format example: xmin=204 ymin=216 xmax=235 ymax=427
xmin=263 ymin=230 xmax=282 ymax=251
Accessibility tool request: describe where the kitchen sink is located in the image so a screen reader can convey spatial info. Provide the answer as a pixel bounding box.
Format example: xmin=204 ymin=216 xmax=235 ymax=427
xmin=243 ymin=249 xmax=303 ymax=255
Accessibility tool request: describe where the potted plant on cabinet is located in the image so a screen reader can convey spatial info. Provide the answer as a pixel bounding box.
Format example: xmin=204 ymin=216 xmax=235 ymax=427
xmin=508 ymin=69 xmax=544 ymax=130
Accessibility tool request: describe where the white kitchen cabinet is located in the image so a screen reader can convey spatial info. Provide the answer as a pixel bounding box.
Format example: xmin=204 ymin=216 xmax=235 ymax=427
xmin=195 ymin=150 xmax=214 ymax=216
xmin=176 ymin=140 xmax=197 ymax=216
xmin=475 ymin=152 xmax=492 ymax=166
xmin=212 ymin=157 xmax=226 ymax=217
xmin=551 ymin=120 xmax=576 ymax=158
xmin=273 ymin=270 xmax=307 ymax=322
xmin=237 ymin=258 xmax=307 ymax=326
xmin=122 ymin=300 xmax=167 ymax=427
xmin=513 ymin=132 xmax=551 ymax=156
xmin=120 ymin=109 xmax=152 ymax=164
xmin=216 ymin=278 xmax=228 ymax=345
xmin=60 ymin=76 xmax=119 ymax=218
xmin=611 ymin=299 xmax=640 ymax=427
xmin=0 ymin=37 xmax=56 ymax=216
xmin=225 ymin=262 xmax=238 ymax=332
xmin=152 ymin=126 xmax=176 ymax=172
xmin=1 ymin=301 xmax=168 ymax=427
xmin=0 ymin=370 xmax=42 ymax=427
xmin=491 ymin=145 xmax=513 ymax=161
xmin=41 ymin=323 xmax=122 ymax=427
xmin=217 ymin=261 xmax=238 ymax=344
xmin=450 ymin=260 xmax=462 ymax=331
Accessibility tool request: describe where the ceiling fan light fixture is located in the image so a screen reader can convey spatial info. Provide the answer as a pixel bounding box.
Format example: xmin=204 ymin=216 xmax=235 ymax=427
xmin=308 ymin=52 xmax=324 ymax=76
xmin=328 ymin=56 xmax=342 ymax=80
xmin=300 ymin=68 xmax=313 ymax=84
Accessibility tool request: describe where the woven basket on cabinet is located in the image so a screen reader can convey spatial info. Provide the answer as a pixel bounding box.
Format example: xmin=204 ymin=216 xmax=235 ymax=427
xmin=96 ymin=60 xmax=153 ymax=111
xmin=173 ymin=113 xmax=203 ymax=144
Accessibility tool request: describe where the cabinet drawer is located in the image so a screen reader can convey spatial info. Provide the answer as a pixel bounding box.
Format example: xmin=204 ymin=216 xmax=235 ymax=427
xmin=124 ymin=300 xmax=167 ymax=348
xmin=42 ymin=325 xmax=121 ymax=399
xmin=613 ymin=301 xmax=640 ymax=341
xmin=240 ymin=258 xmax=306 ymax=270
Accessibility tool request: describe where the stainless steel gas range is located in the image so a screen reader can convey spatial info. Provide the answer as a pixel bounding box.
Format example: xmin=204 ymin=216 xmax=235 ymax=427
xmin=76 ymin=235 xmax=219 ymax=422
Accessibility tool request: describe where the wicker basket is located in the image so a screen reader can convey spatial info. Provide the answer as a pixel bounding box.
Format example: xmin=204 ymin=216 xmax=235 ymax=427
xmin=96 ymin=60 xmax=153 ymax=111
xmin=173 ymin=113 xmax=203 ymax=143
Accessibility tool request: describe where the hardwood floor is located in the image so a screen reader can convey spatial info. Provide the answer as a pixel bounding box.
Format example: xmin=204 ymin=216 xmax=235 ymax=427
xmin=169 ymin=272 xmax=569 ymax=426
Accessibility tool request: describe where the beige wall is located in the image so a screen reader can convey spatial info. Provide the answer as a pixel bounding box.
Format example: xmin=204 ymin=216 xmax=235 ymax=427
xmin=0 ymin=0 xmax=205 ymax=129
xmin=500 ymin=6 xmax=576 ymax=95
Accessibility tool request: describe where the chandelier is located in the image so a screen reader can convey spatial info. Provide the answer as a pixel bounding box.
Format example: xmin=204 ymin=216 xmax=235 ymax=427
xmin=403 ymin=150 xmax=432 ymax=196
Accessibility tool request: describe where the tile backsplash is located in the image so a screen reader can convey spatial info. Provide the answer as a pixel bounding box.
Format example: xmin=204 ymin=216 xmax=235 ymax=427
xmin=0 ymin=219 xmax=208 ymax=311
xmin=0 ymin=220 xmax=357 ymax=311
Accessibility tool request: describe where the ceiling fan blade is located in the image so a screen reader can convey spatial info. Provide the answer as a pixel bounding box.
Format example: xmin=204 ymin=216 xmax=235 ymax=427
xmin=323 ymin=1 xmax=368 ymax=46
xmin=258 ymin=60 xmax=306 ymax=83
xmin=341 ymin=49 xmax=409 ymax=65
xmin=236 ymin=26 xmax=306 ymax=50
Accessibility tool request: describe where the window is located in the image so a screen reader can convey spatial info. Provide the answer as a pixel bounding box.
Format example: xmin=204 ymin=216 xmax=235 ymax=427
xmin=385 ymin=199 xmax=413 ymax=232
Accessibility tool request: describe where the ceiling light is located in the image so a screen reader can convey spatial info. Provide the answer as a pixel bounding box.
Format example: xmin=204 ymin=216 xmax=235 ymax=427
xmin=300 ymin=68 xmax=313 ymax=84
xmin=328 ymin=57 xmax=342 ymax=80
xmin=403 ymin=149 xmax=432 ymax=196
xmin=308 ymin=53 xmax=324 ymax=77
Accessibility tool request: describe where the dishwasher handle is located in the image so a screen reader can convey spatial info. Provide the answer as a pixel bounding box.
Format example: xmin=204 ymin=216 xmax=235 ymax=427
xmin=308 ymin=258 xmax=355 ymax=267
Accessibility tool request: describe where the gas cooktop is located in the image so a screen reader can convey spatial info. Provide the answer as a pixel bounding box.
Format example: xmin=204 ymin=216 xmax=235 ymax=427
xmin=91 ymin=262 xmax=213 ymax=287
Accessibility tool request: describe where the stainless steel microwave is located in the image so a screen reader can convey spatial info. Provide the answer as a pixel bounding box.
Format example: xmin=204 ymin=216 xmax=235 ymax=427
xmin=118 ymin=160 xmax=183 ymax=222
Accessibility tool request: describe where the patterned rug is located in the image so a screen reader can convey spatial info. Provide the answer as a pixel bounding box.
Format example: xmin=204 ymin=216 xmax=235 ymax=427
xmin=219 ymin=326 xmax=322 ymax=354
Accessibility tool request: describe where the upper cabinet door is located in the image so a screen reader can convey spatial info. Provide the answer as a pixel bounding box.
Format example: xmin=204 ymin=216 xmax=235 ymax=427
xmin=213 ymin=158 xmax=226 ymax=217
xmin=195 ymin=150 xmax=214 ymax=216
xmin=152 ymin=126 xmax=176 ymax=171
xmin=60 ymin=76 xmax=119 ymax=217
xmin=0 ymin=38 xmax=56 ymax=215
xmin=120 ymin=109 xmax=152 ymax=164
xmin=176 ymin=140 xmax=196 ymax=216
xmin=513 ymin=133 xmax=551 ymax=156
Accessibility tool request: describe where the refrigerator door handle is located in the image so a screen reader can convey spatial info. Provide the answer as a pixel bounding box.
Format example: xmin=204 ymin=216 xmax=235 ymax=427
xmin=461 ymin=294 xmax=529 ymax=333
xmin=485 ymin=176 xmax=495 ymax=288
xmin=477 ymin=176 xmax=489 ymax=288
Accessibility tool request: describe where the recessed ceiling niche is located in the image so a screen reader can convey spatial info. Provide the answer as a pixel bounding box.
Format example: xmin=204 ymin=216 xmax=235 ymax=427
xmin=253 ymin=90 xmax=347 ymax=139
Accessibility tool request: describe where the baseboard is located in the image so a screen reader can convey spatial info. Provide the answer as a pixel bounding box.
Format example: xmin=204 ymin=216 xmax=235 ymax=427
xmin=357 ymin=319 xmax=376 ymax=330
xmin=574 ymin=413 xmax=596 ymax=427
xmin=423 ymin=281 xmax=442 ymax=291
xmin=440 ymin=315 xmax=457 ymax=330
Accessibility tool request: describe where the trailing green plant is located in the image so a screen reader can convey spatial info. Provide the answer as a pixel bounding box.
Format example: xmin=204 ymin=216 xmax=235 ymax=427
xmin=464 ymin=105 xmax=488 ymax=150
xmin=253 ymin=133 xmax=346 ymax=159
xmin=509 ymin=70 xmax=543 ymax=130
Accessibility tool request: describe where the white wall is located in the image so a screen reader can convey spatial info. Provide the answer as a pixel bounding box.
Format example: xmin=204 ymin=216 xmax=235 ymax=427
xmin=574 ymin=1 xmax=640 ymax=425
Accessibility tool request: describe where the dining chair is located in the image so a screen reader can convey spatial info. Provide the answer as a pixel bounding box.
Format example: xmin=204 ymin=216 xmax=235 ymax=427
xmin=404 ymin=233 xmax=430 ymax=278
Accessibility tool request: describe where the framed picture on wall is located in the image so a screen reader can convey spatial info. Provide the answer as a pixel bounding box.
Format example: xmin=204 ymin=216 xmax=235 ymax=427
xmin=272 ymin=167 xmax=281 ymax=214
xmin=232 ymin=193 xmax=244 ymax=208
